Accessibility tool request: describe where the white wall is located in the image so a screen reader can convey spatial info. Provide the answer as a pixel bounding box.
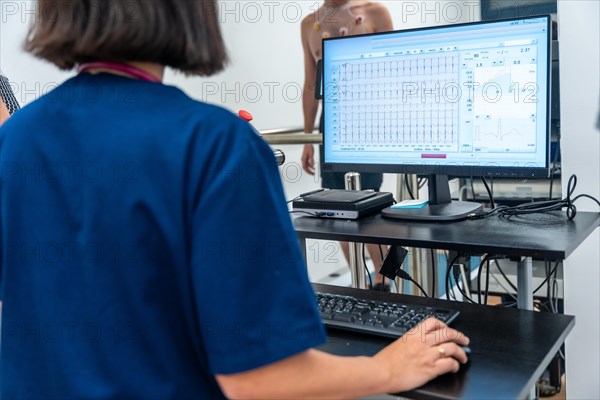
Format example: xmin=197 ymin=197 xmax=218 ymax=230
xmin=557 ymin=1 xmax=600 ymax=399
xmin=1 ymin=1 xmax=73 ymax=102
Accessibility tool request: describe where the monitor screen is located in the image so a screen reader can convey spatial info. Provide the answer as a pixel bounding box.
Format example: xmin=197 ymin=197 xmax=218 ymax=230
xmin=322 ymin=15 xmax=552 ymax=179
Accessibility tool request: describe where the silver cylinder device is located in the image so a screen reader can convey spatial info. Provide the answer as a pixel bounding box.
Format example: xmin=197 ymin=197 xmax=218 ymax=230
xmin=345 ymin=172 xmax=362 ymax=191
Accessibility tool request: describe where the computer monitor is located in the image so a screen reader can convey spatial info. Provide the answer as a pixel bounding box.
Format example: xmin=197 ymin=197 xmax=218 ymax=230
xmin=322 ymin=15 xmax=552 ymax=221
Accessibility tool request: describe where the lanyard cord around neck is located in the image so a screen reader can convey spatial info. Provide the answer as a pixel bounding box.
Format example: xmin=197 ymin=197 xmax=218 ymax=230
xmin=77 ymin=62 xmax=162 ymax=83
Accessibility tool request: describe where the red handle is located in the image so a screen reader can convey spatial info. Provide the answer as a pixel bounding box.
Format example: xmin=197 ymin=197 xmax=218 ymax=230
xmin=238 ymin=110 xmax=254 ymax=122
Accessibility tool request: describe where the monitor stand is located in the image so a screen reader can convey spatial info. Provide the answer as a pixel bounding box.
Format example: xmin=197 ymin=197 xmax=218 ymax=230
xmin=381 ymin=175 xmax=482 ymax=222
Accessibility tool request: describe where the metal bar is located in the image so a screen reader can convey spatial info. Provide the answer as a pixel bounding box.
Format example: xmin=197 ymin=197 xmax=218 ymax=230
xmin=517 ymin=256 xmax=534 ymax=310
xmin=394 ymin=277 xmax=402 ymax=294
xmin=431 ymin=250 xmax=440 ymax=298
xmin=259 ymin=127 xmax=308 ymax=135
xmin=518 ymin=256 xmax=535 ymax=400
xmin=348 ymin=242 xmax=367 ymax=289
xmin=459 ymin=263 xmax=472 ymax=299
xmin=395 ymin=174 xmax=405 ymax=201
xmin=345 ymin=173 xmax=368 ymax=289
xmin=410 ymin=248 xmax=423 ymax=296
xmin=394 ymin=175 xmax=405 ymax=294
xmin=261 ymin=133 xmax=322 ymax=145
xmin=299 ymin=237 xmax=307 ymax=264
xmin=399 ymin=174 xmax=430 ymax=297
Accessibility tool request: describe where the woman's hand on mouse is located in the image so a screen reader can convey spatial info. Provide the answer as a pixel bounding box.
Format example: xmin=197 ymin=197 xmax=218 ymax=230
xmin=373 ymin=317 xmax=470 ymax=393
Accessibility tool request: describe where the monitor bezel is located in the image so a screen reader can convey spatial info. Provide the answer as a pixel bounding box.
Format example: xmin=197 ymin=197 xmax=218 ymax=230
xmin=321 ymin=15 xmax=552 ymax=179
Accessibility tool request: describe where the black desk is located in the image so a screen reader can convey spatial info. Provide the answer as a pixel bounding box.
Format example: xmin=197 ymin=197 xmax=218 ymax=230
xmin=295 ymin=211 xmax=600 ymax=309
xmin=296 ymin=212 xmax=598 ymax=398
xmin=314 ymin=283 xmax=575 ymax=400
xmin=295 ymin=211 xmax=600 ymax=260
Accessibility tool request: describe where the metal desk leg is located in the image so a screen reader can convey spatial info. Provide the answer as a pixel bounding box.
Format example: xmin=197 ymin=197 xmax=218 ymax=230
xmin=299 ymin=237 xmax=307 ymax=264
xmin=349 ymin=242 xmax=368 ymax=289
xmin=517 ymin=256 xmax=534 ymax=310
xmin=408 ymin=247 xmax=424 ymax=296
xmin=517 ymin=256 xmax=537 ymax=399
xmin=345 ymin=172 xmax=368 ymax=290
xmin=459 ymin=263 xmax=472 ymax=299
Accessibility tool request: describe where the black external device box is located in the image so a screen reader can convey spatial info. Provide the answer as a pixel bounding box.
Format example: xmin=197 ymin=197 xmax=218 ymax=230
xmin=292 ymin=190 xmax=394 ymax=220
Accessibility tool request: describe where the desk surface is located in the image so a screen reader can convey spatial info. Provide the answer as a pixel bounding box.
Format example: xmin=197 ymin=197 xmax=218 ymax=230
xmin=314 ymin=283 xmax=575 ymax=400
xmin=295 ymin=211 xmax=600 ymax=259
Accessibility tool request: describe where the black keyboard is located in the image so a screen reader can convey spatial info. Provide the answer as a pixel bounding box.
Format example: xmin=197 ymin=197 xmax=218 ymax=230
xmin=316 ymin=292 xmax=460 ymax=339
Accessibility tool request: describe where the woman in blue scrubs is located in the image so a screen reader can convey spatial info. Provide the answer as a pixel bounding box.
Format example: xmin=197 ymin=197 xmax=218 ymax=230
xmin=0 ymin=1 xmax=468 ymax=398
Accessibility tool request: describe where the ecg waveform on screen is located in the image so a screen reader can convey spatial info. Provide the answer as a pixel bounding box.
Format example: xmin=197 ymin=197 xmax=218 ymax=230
xmin=475 ymin=120 xmax=523 ymax=140
xmin=473 ymin=116 xmax=536 ymax=151
xmin=470 ymin=62 xmax=538 ymax=152
xmin=330 ymin=55 xmax=460 ymax=151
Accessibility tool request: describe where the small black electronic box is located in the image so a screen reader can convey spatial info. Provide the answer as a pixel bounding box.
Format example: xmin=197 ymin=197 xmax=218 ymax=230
xmin=292 ymin=189 xmax=394 ymax=220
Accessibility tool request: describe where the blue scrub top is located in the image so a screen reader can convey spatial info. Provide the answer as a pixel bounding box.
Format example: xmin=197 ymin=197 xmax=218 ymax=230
xmin=0 ymin=74 xmax=326 ymax=398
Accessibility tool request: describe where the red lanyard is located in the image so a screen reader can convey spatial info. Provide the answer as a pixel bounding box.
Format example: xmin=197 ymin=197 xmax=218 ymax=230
xmin=77 ymin=62 xmax=162 ymax=83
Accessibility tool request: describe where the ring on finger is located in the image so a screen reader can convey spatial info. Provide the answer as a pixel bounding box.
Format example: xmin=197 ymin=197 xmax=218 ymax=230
xmin=437 ymin=345 xmax=446 ymax=359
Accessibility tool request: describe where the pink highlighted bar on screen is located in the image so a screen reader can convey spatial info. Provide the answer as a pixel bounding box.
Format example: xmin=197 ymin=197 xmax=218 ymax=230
xmin=421 ymin=154 xmax=447 ymax=159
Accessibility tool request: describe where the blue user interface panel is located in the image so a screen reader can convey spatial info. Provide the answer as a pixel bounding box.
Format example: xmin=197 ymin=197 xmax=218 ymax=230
xmin=322 ymin=16 xmax=550 ymax=173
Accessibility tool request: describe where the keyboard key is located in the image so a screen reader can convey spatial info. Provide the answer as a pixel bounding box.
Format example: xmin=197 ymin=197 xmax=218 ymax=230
xmin=333 ymin=312 xmax=356 ymax=322
xmin=389 ymin=325 xmax=408 ymax=334
xmin=320 ymin=311 xmax=333 ymax=320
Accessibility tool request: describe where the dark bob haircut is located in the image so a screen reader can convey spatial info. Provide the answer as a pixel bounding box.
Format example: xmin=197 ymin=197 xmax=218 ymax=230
xmin=25 ymin=0 xmax=228 ymax=76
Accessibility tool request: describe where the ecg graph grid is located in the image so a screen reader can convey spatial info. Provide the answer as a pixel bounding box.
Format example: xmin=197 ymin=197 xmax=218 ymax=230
xmin=332 ymin=55 xmax=460 ymax=150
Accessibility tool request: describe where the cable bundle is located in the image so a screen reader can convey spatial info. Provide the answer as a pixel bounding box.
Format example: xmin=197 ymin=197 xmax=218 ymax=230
xmin=471 ymin=175 xmax=600 ymax=221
